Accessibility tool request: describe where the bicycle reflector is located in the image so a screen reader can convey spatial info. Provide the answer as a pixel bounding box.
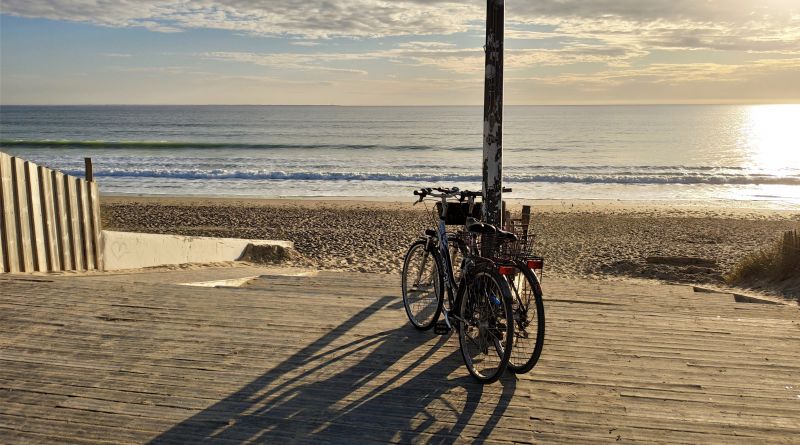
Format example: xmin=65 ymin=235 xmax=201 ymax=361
xmin=498 ymin=266 xmax=515 ymax=275
xmin=527 ymin=259 xmax=544 ymax=270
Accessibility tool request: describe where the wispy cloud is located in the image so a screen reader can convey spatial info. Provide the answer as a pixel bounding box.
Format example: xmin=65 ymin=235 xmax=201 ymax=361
xmin=1 ymin=0 xmax=481 ymax=38
xmin=520 ymin=58 xmax=800 ymax=88
xmin=290 ymin=41 xmax=321 ymax=47
xmin=203 ymin=52 xmax=370 ymax=75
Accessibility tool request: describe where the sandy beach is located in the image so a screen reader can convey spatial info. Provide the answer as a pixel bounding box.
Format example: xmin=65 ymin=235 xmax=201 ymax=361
xmin=100 ymin=196 xmax=800 ymax=295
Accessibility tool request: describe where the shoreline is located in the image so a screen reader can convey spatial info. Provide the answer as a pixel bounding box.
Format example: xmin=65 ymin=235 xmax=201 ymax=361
xmin=101 ymin=194 xmax=800 ymax=215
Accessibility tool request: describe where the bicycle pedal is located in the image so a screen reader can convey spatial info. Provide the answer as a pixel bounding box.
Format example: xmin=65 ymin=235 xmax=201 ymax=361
xmin=434 ymin=320 xmax=451 ymax=335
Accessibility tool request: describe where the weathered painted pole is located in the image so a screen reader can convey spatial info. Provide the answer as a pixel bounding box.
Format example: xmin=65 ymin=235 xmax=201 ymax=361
xmin=482 ymin=0 xmax=504 ymax=226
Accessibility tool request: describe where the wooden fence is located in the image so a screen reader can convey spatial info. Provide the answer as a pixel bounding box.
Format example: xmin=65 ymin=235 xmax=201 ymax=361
xmin=0 ymin=152 xmax=102 ymax=273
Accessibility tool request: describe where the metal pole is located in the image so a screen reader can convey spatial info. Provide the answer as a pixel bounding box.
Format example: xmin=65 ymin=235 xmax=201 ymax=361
xmin=482 ymin=0 xmax=504 ymax=226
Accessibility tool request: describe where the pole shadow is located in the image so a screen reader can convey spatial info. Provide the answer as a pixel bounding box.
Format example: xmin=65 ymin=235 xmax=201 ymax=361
xmin=149 ymin=296 xmax=517 ymax=444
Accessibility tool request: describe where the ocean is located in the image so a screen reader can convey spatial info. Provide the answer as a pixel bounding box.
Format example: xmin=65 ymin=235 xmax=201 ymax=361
xmin=1 ymin=105 xmax=799 ymax=208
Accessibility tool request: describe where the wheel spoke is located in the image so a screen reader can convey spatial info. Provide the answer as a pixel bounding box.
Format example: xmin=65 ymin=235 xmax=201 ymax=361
xmin=506 ymin=265 xmax=545 ymax=374
xmin=401 ymin=242 xmax=442 ymax=330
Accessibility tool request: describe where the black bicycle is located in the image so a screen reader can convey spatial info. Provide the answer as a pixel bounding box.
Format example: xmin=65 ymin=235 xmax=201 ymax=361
xmin=401 ymin=187 xmax=515 ymax=384
xmin=447 ymin=203 xmax=546 ymax=375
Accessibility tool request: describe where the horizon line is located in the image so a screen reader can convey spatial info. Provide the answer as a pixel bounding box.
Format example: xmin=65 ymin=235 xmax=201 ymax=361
xmin=2 ymin=102 xmax=800 ymax=107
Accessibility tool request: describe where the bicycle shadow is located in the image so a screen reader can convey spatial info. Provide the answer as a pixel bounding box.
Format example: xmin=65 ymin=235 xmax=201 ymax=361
xmin=148 ymin=296 xmax=518 ymax=444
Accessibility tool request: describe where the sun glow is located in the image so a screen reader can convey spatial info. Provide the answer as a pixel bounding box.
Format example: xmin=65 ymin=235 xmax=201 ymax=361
xmin=743 ymin=104 xmax=800 ymax=176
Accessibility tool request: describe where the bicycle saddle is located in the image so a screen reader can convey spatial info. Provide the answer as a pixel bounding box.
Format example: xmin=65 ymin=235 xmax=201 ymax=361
xmin=466 ymin=220 xmax=495 ymax=234
xmin=495 ymin=228 xmax=518 ymax=241
xmin=465 ymin=218 xmax=519 ymax=241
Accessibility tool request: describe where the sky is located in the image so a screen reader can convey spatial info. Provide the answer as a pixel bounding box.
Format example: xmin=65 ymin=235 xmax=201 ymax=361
xmin=1 ymin=0 xmax=799 ymax=105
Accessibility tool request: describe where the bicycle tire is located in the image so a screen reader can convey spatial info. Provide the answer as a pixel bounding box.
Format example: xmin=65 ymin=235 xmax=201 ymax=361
xmin=401 ymin=240 xmax=443 ymax=330
xmin=506 ymin=262 xmax=546 ymax=374
xmin=457 ymin=265 xmax=514 ymax=384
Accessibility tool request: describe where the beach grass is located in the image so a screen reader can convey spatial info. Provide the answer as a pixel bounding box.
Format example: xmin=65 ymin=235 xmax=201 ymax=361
xmin=726 ymin=229 xmax=800 ymax=301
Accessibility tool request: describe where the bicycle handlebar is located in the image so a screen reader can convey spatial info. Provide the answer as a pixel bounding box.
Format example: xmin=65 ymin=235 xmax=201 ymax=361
xmin=413 ymin=186 xmax=460 ymax=198
xmin=413 ymin=186 xmax=513 ymax=200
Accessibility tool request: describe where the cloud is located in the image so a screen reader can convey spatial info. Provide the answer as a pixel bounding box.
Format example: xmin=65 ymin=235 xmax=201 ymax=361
xmin=521 ymin=57 xmax=800 ymax=88
xmin=1 ymin=0 xmax=481 ymax=38
xmin=290 ymin=41 xmax=321 ymax=47
xmin=3 ymin=1 xmax=797 ymax=55
xmin=203 ymin=52 xmax=370 ymax=75
xmin=510 ymin=1 xmax=800 ymax=54
xmin=4 ymin=0 xmax=800 ymax=104
xmin=506 ymin=57 xmax=800 ymax=103
xmin=202 ymin=37 xmax=650 ymax=78
xmin=509 ymin=0 xmax=800 ymax=25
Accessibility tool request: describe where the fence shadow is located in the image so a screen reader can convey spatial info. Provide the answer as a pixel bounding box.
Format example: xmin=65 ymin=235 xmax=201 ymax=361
xmin=148 ymin=296 xmax=517 ymax=444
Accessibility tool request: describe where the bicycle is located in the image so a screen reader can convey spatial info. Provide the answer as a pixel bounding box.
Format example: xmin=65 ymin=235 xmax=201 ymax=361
xmin=401 ymin=187 xmax=515 ymax=384
xmin=448 ymin=205 xmax=546 ymax=375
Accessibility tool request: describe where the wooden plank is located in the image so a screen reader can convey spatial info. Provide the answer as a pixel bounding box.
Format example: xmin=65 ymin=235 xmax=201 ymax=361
xmin=52 ymin=171 xmax=73 ymax=270
xmin=38 ymin=167 xmax=60 ymax=271
xmin=66 ymin=176 xmax=84 ymax=270
xmin=12 ymin=158 xmax=34 ymax=272
xmin=89 ymin=181 xmax=102 ymax=270
xmin=84 ymin=158 xmax=93 ymax=182
xmin=521 ymin=204 xmax=531 ymax=238
xmin=25 ymin=162 xmax=47 ymax=272
xmin=0 ymin=152 xmax=12 ymax=273
xmin=78 ymin=180 xmax=95 ymax=270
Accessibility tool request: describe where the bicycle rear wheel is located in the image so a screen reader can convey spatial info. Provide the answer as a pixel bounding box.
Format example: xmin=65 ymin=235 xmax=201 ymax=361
xmin=457 ymin=266 xmax=514 ymax=384
xmin=506 ymin=263 xmax=546 ymax=374
xmin=401 ymin=240 xmax=443 ymax=330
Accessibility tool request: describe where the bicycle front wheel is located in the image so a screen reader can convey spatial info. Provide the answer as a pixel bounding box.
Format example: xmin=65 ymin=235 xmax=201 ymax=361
xmin=506 ymin=263 xmax=546 ymax=374
xmin=401 ymin=240 xmax=443 ymax=330
xmin=458 ymin=266 xmax=514 ymax=384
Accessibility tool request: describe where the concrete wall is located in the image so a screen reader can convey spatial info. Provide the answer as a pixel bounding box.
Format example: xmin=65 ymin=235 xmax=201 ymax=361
xmin=102 ymin=231 xmax=293 ymax=271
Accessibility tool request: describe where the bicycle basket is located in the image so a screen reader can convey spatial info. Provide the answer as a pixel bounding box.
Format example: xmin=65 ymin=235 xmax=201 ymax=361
xmin=436 ymin=202 xmax=483 ymax=225
xmin=497 ymin=212 xmax=538 ymax=260
xmin=482 ymin=233 xmax=512 ymax=259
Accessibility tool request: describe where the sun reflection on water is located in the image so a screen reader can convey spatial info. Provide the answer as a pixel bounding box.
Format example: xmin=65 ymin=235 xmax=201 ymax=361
xmin=742 ymin=104 xmax=800 ymax=176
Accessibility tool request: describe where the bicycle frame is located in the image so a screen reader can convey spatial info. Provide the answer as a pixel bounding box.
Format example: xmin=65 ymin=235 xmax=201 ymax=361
xmin=413 ymin=187 xmax=501 ymax=332
xmin=429 ymin=194 xmax=481 ymax=331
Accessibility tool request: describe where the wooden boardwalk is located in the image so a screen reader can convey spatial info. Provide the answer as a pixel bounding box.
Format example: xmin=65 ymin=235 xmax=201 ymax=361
xmin=1 ymin=268 xmax=798 ymax=444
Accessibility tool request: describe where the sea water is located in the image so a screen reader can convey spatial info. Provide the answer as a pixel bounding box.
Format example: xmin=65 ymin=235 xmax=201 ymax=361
xmin=1 ymin=105 xmax=798 ymax=208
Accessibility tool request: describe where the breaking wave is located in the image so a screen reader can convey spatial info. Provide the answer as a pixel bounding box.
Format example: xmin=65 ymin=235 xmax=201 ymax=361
xmin=61 ymin=168 xmax=800 ymax=186
xmin=0 ymin=139 xmax=477 ymax=151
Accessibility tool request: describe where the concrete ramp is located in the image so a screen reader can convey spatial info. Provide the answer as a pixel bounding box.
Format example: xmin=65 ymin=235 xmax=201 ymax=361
xmin=101 ymin=230 xmax=293 ymax=271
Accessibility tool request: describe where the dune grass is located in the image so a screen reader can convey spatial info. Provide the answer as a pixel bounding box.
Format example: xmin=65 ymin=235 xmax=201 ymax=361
xmin=727 ymin=229 xmax=800 ymax=300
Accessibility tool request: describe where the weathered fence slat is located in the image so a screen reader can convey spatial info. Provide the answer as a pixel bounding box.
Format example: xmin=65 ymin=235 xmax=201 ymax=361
xmin=39 ymin=166 xmax=60 ymax=271
xmin=13 ymin=158 xmax=35 ymax=272
xmin=0 ymin=153 xmax=12 ymax=273
xmin=79 ymin=180 xmax=95 ymax=270
xmin=89 ymin=181 xmax=102 ymax=270
xmin=66 ymin=176 xmax=84 ymax=270
xmin=0 ymin=177 xmax=4 ymax=272
xmin=53 ymin=171 xmax=74 ymax=270
xmin=26 ymin=161 xmax=48 ymax=272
